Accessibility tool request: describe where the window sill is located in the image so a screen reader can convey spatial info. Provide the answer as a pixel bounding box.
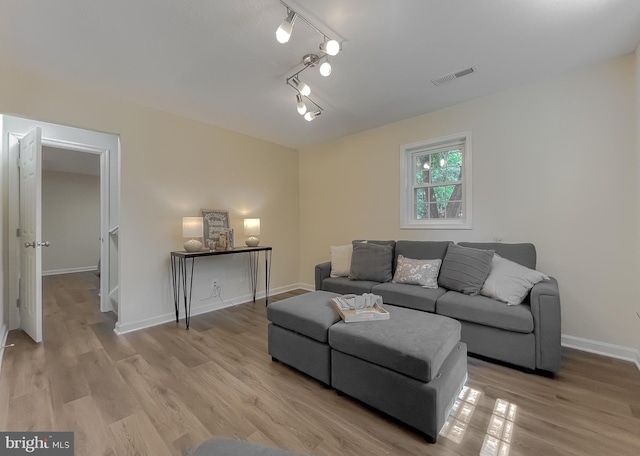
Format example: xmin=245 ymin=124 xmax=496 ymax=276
xmin=401 ymin=220 xmax=472 ymax=230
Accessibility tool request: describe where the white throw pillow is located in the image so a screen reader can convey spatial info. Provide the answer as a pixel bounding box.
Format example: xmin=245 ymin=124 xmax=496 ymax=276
xmin=330 ymin=244 xmax=353 ymax=277
xmin=392 ymin=255 xmax=442 ymax=289
xmin=480 ymin=254 xmax=549 ymax=305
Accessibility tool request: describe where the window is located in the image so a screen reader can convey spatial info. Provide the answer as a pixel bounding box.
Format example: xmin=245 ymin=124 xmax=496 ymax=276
xmin=400 ymin=131 xmax=472 ymax=229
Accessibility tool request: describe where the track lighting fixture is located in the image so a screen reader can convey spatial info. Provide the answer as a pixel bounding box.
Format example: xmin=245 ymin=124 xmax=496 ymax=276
xmin=296 ymin=94 xmax=307 ymax=115
xmin=319 ymin=39 xmax=340 ymax=56
xmin=319 ymin=59 xmax=332 ymax=77
xmin=291 ymin=77 xmax=311 ymax=96
xmin=278 ymin=1 xmax=342 ymax=121
xmin=276 ymin=9 xmax=296 ymax=43
xmin=304 ymin=111 xmax=321 ymax=121
xmin=276 ymin=1 xmax=341 ymax=51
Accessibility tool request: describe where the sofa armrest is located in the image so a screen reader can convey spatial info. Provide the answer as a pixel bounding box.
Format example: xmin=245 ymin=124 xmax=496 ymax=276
xmin=529 ymin=277 xmax=561 ymax=373
xmin=315 ymin=262 xmax=332 ymax=291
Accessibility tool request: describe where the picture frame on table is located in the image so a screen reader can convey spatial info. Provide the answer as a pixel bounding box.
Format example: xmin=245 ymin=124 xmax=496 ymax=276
xmin=201 ymin=209 xmax=230 ymax=250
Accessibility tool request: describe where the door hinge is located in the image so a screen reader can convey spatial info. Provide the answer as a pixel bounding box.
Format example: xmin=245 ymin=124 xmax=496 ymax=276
xmin=16 ymin=228 xmax=21 ymax=237
xmin=16 ymin=297 xmax=20 ymax=308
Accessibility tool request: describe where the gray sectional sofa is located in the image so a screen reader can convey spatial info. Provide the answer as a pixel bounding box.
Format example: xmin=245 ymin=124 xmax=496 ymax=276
xmin=315 ymin=241 xmax=561 ymax=374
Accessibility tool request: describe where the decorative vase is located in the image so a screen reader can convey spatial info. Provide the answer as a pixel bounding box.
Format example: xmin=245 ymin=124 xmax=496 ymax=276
xmin=184 ymin=239 xmax=203 ymax=252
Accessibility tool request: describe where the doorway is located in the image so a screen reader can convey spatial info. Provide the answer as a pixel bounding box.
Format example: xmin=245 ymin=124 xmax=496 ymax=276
xmin=2 ymin=115 xmax=120 ymax=341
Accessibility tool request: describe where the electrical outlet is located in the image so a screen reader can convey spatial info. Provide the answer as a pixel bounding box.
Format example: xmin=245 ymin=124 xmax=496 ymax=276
xmin=210 ymin=279 xmax=221 ymax=298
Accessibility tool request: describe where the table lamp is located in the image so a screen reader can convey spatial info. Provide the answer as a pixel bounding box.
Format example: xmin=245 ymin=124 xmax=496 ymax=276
xmin=244 ymin=218 xmax=260 ymax=247
xmin=183 ymin=217 xmax=203 ymax=252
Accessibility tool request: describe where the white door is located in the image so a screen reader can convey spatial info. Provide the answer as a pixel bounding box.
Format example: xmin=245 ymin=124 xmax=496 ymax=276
xmin=19 ymin=127 xmax=43 ymax=343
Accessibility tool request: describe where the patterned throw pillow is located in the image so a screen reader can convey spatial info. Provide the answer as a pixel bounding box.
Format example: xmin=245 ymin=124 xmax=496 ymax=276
xmin=392 ymin=255 xmax=442 ymax=288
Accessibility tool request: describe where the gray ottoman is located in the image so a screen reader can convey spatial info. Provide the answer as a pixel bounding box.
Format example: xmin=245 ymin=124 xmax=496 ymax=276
xmin=267 ymin=291 xmax=341 ymax=385
xmin=329 ymin=305 xmax=467 ymax=442
xmin=192 ymin=438 xmax=304 ymax=455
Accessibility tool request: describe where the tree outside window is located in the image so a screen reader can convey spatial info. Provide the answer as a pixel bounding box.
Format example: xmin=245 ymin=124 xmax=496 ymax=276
xmin=414 ymin=149 xmax=463 ymax=220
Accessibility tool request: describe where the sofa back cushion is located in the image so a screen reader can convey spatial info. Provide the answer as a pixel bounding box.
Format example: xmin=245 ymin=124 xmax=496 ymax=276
xmin=458 ymin=242 xmax=536 ymax=270
xmin=349 ymin=241 xmax=394 ymax=282
xmin=395 ymin=241 xmax=452 ymax=270
xmin=438 ymin=244 xmax=494 ymax=295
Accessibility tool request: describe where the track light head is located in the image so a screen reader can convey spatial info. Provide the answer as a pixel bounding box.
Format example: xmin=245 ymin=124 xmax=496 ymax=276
xmin=304 ymin=110 xmax=321 ymax=121
xmin=319 ymin=39 xmax=340 ymax=56
xmin=296 ymin=94 xmax=307 ymax=115
xmin=319 ymin=60 xmax=332 ymax=77
xmin=292 ymin=77 xmax=311 ymax=96
xmin=276 ymin=10 xmax=296 ymax=43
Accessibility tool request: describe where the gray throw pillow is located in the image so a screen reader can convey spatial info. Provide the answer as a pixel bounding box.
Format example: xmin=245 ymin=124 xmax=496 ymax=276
xmin=349 ymin=242 xmax=394 ymax=282
xmin=480 ymin=254 xmax=549 ymax=305
xmin=438 ymin=244 xmax=494 ymax=295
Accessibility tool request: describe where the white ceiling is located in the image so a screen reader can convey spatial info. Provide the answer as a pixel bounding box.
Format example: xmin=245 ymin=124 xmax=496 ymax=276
xmin=2 ymin=0 xmax=639 ymax=149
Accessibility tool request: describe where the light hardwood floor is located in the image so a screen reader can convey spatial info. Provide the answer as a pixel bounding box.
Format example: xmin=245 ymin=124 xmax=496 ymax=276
xmin=0 ymin=272 xmax=639 ymax=455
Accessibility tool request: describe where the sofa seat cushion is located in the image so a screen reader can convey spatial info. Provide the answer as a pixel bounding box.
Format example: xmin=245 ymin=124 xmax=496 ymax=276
xmin=266 ymin=291 xmax=341 ymax=343
xmin=436 ymin=291 xmax=534 ymax=333
xmin=328 ymin=305 xmax=461 ymax=382
xmin=321 ymin=277 xmax=381 ymax=295
xmin=371 ymin=282 xmax=446 ymax=313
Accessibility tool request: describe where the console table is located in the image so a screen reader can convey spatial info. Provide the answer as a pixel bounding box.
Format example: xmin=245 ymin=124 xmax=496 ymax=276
xmin=170 ymin=246 xmax=272 ymax=329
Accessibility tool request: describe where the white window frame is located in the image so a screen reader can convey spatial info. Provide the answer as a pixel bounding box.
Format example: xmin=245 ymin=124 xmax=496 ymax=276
xmin=400 ymin=131 xmax=472 ymax=229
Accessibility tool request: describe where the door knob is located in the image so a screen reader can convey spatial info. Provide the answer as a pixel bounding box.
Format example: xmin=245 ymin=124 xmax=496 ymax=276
xmin=38 ymin=241 xmax=50 ymax=247
xmin=24 ymin=242 xmax=36 ymax=248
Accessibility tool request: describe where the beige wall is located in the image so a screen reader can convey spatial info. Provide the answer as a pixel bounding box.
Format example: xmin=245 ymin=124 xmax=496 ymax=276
xmin=0 ymin=66 xmax=300 ymax=331
xmin=300 ymin=55 xmax=638 ymax=351
xmin=41 ymin=170 xmax=100 ymax=274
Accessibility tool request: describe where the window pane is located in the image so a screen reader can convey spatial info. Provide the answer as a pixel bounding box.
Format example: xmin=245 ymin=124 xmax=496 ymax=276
xmin=445 ymin=200 xmax=463 ymax=219
xmin=447 ymin=150 xmax=462 ymax=166
xmin=415 ymin=155 xmax=430 ymax=185
xmin=431 ymin=151 xmax=447 ymax=169
xmin=429 ymin=202 xmax=441 ymax=219
xmin=431 ymin=167 xmax=446 ymax=183
xmin=446 ymin=166 xmax=462 ymax=182
xmin=429 ymin=184 xmax=462 ymax=218
xmin=415 ymin=188 xmax=428 ymax=219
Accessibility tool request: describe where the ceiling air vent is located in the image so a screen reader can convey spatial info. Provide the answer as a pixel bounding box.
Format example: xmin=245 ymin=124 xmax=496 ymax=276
xmin=431 ymin=66 xmax=477 ymax=86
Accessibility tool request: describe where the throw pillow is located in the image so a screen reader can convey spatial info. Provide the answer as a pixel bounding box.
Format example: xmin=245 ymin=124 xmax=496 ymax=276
xmin=330 ymin=244 xmax=353 ymax=277
xmin=349 ymin=242 xmax=394 ymax=282
xmin=480 ymin=254 xmax=549 ymax=305
xmin=438 ymin=244 xmax=494 ymax=295
xmin=392 ymin=255 xmax=442 ymax=288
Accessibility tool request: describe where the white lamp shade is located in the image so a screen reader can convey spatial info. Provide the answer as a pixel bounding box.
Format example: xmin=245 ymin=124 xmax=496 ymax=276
xmin=293 ymin=78 xmax=311 ymax=97
xmin=320 ymin=39 xmax=340 ymax=56
xmin=276 ymin=10 xmax=296 ymax=44
xmin=319 ymin=60 xmax=332 ymax=77
xmin=244 ymin=218 xmax=261 ymax=236
xmin=183 ymin=217 xmax=203 ymax=238
xmin=276 ymin=22 xmax=293 ymax=43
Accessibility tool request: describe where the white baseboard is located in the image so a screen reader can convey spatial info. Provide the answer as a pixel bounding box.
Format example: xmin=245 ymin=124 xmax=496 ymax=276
xmin=298 ymin=282 xmax=315 ymax=291
xmin=114 ymin=283 xmax=304 ymax=335
xmin=562 ymin=334 xmax=640 ymax=371
xmin=43 ymin=266 xmax=98 ymax=276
